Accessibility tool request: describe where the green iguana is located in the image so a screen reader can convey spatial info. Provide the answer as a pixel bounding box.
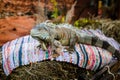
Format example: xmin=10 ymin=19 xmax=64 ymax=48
xmin=30 ymin=21 xmax=120 ymax=59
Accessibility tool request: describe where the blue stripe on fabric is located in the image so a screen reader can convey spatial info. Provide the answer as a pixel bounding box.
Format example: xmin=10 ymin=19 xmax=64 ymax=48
xmin=13 ymin=39 xmax=18 ymax=67
xmin=82 ymin=45 xmax=88 ymax=68
xmin=2 ymin=47 xmax=3 ymax=66
xmin=79 ymin=44 xmax=88 ymax=68
xmin=28 ymin=36 xmax=30 ymax=42
xmin=92 ymin=47 xmax=98 ymax=71
xmin=79 ymin=44 xmax=85 ymax=68
xmin=96 ymin=48 xmax=102 ymax=70
xmin=18 ymin=38 xmax=24 ymax=66
xmin=74 ymin=46 xmax=80 ymax=65
xmin=45 ymin=50 xmax=49 ymax=59
xmin=2 ymin=44 xmax=5 ymax=67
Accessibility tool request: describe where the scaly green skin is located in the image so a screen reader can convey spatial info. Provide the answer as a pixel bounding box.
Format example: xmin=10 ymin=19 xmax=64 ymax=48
xmin=30 ymin=21 xmax=120 ymax=60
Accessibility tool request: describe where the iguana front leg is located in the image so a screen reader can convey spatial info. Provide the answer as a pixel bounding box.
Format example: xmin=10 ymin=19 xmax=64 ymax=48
xmin=51 ymin=40 xmax=63 ymax=58
xmin=41 ymin=42 xmax=47 ymax=51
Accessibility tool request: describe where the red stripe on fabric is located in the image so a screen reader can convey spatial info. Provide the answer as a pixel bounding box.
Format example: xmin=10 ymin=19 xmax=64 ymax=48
xmin=88 ymin=45 xmax=96 ymax=70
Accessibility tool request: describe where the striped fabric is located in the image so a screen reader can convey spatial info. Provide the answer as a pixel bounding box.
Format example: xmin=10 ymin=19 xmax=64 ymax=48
xmin=2 ymin=35 xmax=113 ymax=76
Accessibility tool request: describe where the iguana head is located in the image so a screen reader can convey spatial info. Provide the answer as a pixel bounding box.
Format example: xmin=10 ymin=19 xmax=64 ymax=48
xmin=30 ymin=22 xmax=51 ymax=42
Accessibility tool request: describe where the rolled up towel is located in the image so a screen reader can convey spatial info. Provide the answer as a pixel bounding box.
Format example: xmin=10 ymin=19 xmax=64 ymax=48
xmin=2 ymin=35 xmax=113 ymax=76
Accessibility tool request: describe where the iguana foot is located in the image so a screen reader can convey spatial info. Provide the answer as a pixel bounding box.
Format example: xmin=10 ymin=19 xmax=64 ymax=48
xmin=51 ymin=53 xmax=60 ymax=58
xmin=52 ymin=47 xmax=62 ymax=58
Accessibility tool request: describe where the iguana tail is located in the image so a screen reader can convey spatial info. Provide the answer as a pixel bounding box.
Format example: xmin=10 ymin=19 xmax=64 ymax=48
xmin=77 ymin=32 xmax=120 ymax=60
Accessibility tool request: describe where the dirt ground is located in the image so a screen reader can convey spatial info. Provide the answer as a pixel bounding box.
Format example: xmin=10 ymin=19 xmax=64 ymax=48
xmin=0 ymin=16 xmax=35 ymax=46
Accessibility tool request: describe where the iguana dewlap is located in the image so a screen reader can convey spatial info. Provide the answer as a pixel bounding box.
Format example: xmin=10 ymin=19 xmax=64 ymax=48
xmin=30 ymin=21 xmax=120 ymax=60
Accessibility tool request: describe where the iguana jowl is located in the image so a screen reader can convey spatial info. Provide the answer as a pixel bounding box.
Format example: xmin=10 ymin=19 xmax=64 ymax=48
xmin=30 ymin=21 xmax=120 ymax=59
